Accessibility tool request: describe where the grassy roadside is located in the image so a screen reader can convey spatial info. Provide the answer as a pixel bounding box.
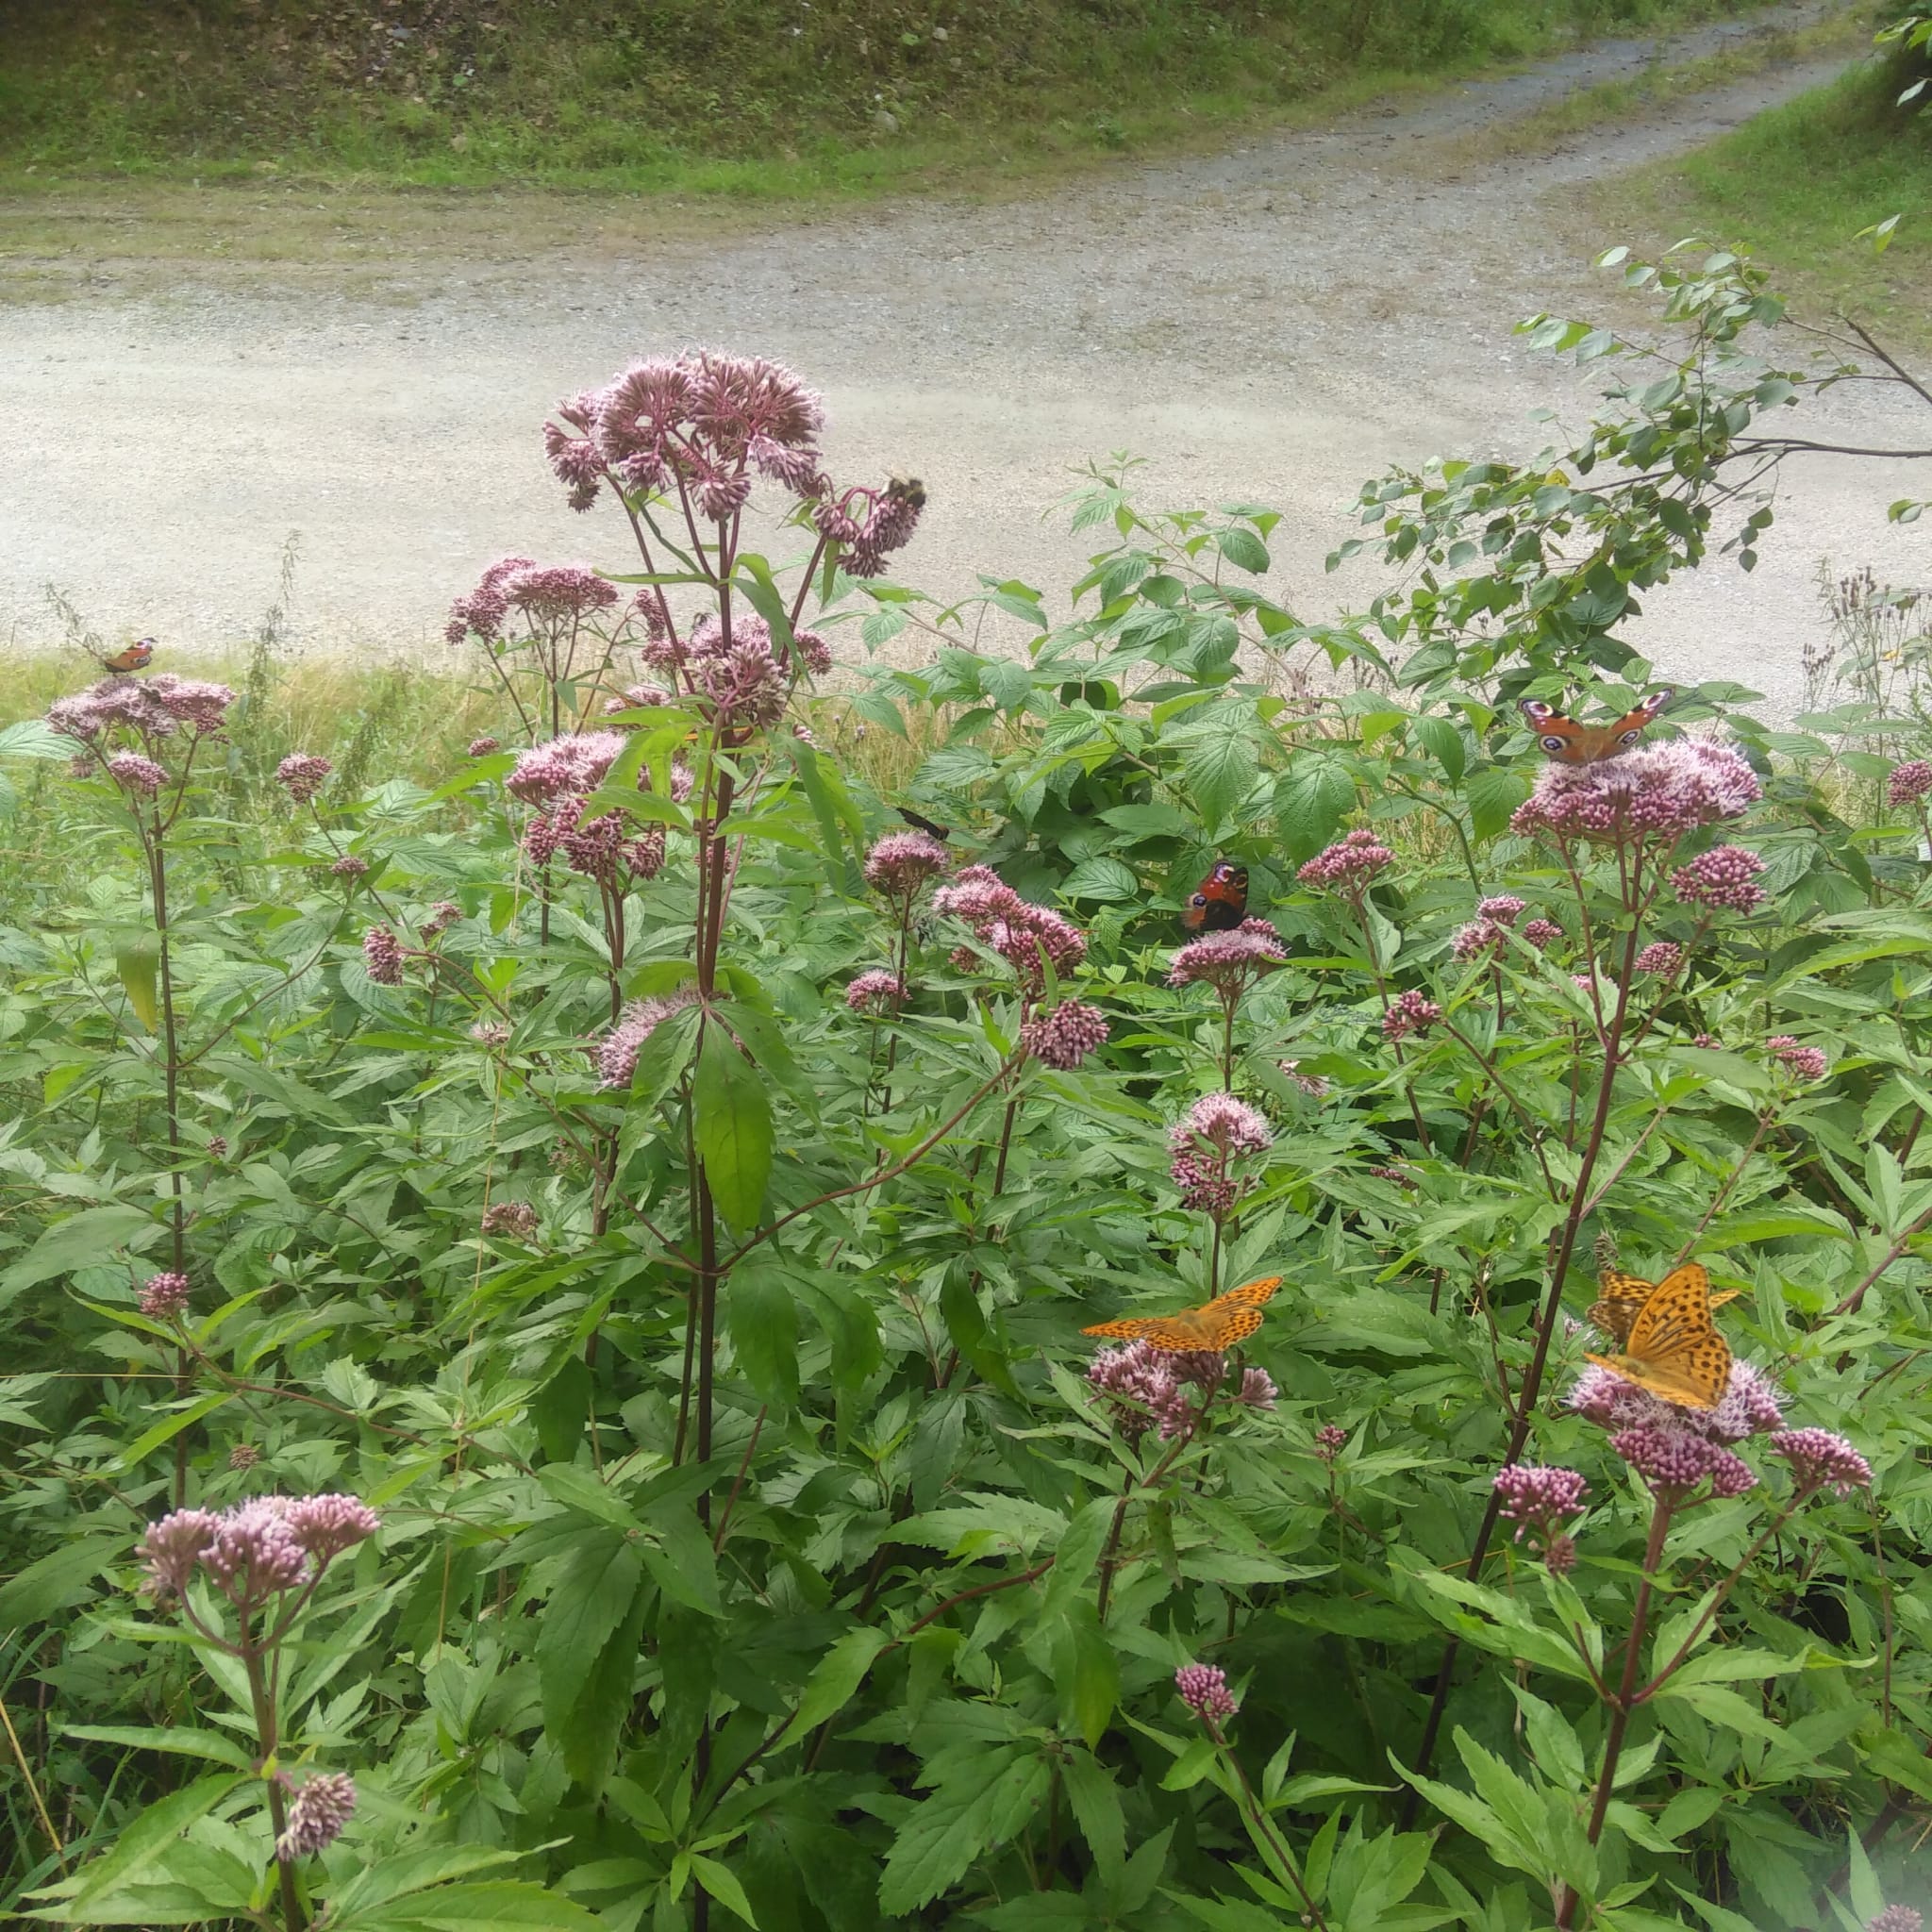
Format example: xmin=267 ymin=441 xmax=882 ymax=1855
xmin=0 ymin=0 xmax=1801 ymax=207
xmin=1590 ymin=52 xmax=1932 ymax=341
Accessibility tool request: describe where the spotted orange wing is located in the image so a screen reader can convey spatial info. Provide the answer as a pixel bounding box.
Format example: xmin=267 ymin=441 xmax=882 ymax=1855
xmin=96 ymin=639 xmax=156 ymax=675
xmin=1585 ymin=1261 xmax=1732 ymax=1409
xmin=1587 ymin=1263 xmax=1739 ymax=1348
xmin=1082 ymin=1274 xmax=1282 ymax=1351
xmin=1519 ymin=687 xmax=1674 ymax=765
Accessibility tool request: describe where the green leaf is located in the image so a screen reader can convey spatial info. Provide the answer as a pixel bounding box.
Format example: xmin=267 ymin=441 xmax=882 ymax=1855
xmin=28 ymin=1774 xmax=245 ymax=1909
xmin=0 ymin=1535 xmax=125 ymax=1628
xmin=1274 ymin=756 xmax=1357 ymax=861
xmin=115 ymin=938 xmax=160 ymax=1034
xmin=1465 ymin=765 xmax=1532 ymax=843
xmin=112 ymin=1391 xmax=232 ymax=1474
xmin=58 ymin=1725 xmax=252 ymax=1768
xmin=693 ymin=1027 xmax=774 ymax=1233
xmin=1214 ymin=526 xmax=1271 ymax=574
xmin=333 ymin=1879 xmax=606 ymax=1932
xmin=1059 ymin=856 xmax=1141 ymax=902
xmin=727 ymin=1264 xmax=801 ymax=1409
xmin=1412 ymin=717 xmax=1465 ymax=785
xmin=761 ymin=1625 xmax=891 ymax=1757
xmin=1059 ymin=1750 xmax=1125 ymax=1879
xmin=1182 ymin=706 xmax=1259 ymax=828
xmin=0 ymin=1206 xmax=160 ymax=1307
xmin=538 ymin=1532 xmax=645 ymax=1757
xmin=878 ymin=1754 xmax=1050 ymax=1915
xmin=691 ymin=1856 xmax=759 ymax=1929
xmin=1043 ymin=1496 xmax=1118 ymax=1614
xmin=558 ymin=1569 xmax=649 ymax=1791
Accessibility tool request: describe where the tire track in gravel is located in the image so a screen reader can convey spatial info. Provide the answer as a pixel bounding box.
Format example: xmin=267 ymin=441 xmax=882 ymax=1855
xmin=0 ymin=2 xmax=1907 ymax=714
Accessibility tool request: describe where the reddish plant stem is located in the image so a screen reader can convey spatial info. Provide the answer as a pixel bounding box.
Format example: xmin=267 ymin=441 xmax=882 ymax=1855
xmin=1203 ymin=1709 xmax=1332 ymax=1932
xmin=1404 ymin=868 xmax=1650 ymax=1819
xmin=1556 ymin=1495 xmax=1674 ymax=1930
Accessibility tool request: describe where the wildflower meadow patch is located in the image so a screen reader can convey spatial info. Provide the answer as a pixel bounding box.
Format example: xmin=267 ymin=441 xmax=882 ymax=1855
xmin=0 ymin=254 xmax=1928 ymax=1932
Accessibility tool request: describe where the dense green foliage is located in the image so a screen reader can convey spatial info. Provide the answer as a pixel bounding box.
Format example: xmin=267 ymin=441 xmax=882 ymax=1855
xmin=1 ymin=248 xmax=1929 ymax=1932
xmin=0 ymin=0 xmax=1782 ymax=191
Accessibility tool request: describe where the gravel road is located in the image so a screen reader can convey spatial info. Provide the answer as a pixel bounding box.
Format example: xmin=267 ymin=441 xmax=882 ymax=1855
xmin=1 ymin=4 xmax=1921 ymax=714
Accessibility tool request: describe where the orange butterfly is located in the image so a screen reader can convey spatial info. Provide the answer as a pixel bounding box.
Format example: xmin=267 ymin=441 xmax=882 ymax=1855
xmin=1519 ymin=687 xmax=1674 ymax=764
xmin=1584 ymin=1261 xmax=1732 ymax=1409
xmin=1587 ymin=1264 xmax=1739 ymax=1349
xmin=93 ymin=639 xmax=156 ymax=675
xmin=1082 ymin=1274 xmax=1281 ymax=1351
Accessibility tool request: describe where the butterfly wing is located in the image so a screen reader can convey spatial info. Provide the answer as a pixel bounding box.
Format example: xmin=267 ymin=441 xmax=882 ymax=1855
xmin=1587 ymin=1268 xmax=1656 ymax=1348
xmin=897 ymin=807 xmax=952 ymax=842
xmin=1181 ymin=861 xmax=1249 ymax=933
xmin=1600 ymin=1261 xmax=1733 ymax=1409
xmin=1520 ymin=688 xmax=1674 ymax=764
xmin=1082 ymin=1274 xmax=1279 ymax=1351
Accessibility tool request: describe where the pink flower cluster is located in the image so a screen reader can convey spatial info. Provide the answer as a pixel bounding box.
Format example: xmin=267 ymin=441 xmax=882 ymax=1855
xmin=1174 ymin=1662 xmax=1238 ymax=1721
xmin=1298 ymin=828 xmax=1393 ymax=893
xmin=468 ymin=736 xmax=501 ymax=758
xmin=597 ymin=988 xmax=699 ymax=1088
xmin=445 ymin=556 xmax=619 ymax=644
xmin=331 ymin=855 xmax=369 ymax=880
xmin=1768 ymin=1427 xmax=1873 ymax=1497
xmin=846 ymin=970 xmax=907 ymax=1013
xmin=1570 ymin=1357 xmax=1785 ymax=1444
xmin=810 ymin=475 xmax=929 ymax=578
xmin=1522 ymin=917 xmax=1564 ymax=950
xmin=1313 ymin=1423 xmax=1347 ymax=1462
xmin=139 ymin=1271 xmax=192 ymax=1321
xmin=508 ymin=730 xmax=627 ymax=803
xmin=276 ymin=753 xmax=333 ymax=804
xmin=138 ymin=1493 xmax=379 ymax=1605
xmin=481 ymin=1201 xmax=539 ymax=1239
xmin=1168 ymin=923 xmax=1287 ymax=995
xmin=276 ymin=1772 xmax=357 ymax=1862
xmin=1382 ymin=990 xmax=1441 ymax=1043
xmin=563 ymin=353 xmax=827 ymax=514
xmin=1168 ymin=1092 xmax=1272 ymax=1217
xmin=1020 ymin=998 xmax=1109 ymax=1069
xmin=1868 ymin=1907 xmax=1923 ymax=1932
xmin=1568 ymin=1352 xmax=1822 ymax=1505
xmin=363 ymin=927 xmax=405 ymax=986
xmin=1633 ymin=941 xmax=1685 ymax=977
xmin=50 ymin=674 xmax=236 ymax=751
xmin=1452 ymin=893 xmax=1532 ymax=958
xmin=1513 ymin=741 xmax=1761 ymax=847
xmin=638 ymin=612 xmax=830 ymax=730
xmin=1611 ymin=1424 xmax=1757 ymax=1500
xmin=1493 ymin=1464 xmax=1589 ymax=1543
xmin=1088 ymin=1341 xmax=1274 ymax=1444
xmin=1671 ymin=844 xmax=1768 ymax=914
xmin=863 ymin=830 xmax=950 ymax=897
xmin=1768 ymin=1035 xmax=1827 ymax=1081
xmin=510 ymin=732 xmax=668 ymax=879
xmin=1888 ymin=760 xmax=1932 ymax=808
xmin=931 ymin=865 xmax=1088 ymax=997
xmin=107 ymin=752 xmax=167 ymax=797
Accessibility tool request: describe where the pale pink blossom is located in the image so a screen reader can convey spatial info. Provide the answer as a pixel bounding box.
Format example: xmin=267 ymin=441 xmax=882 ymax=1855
xmin=1513 ymin=741 xmax=1760 ymax=848
xmin=1671 ymin=844 xmax=1768 ymax=913
xmin=1020 ymin=999 xmax=1109 ymax=1068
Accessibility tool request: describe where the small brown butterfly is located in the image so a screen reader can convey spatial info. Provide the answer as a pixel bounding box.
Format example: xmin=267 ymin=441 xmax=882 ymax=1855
xmin=93 ymin=638 xmax=156 ymax=675
xmin=1587 ymin=1264 xmax=1740 ymax=1349
xmin=1082 ymin=1274 xmax=1282 ymax=1351
xmin=1584 ymin=1261 xmax=1732 ymax=1409
xmin=1519 ymin=687 xmax=1674 ymax=764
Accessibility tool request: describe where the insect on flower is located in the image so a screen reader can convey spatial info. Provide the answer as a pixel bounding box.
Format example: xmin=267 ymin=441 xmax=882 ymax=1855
xmin=1082 ymin=1274 xmax=1281 ymax=1351
xmin=1519 ymin=686 xmax=1674 ymax=764
xmin=1583 ymin=1261 xmax=1733 ymax=1409
xmin=1180 ymin=859 xmax=1249 ymax=933
xmin=92 ymin=638 xmax=157 ymax=675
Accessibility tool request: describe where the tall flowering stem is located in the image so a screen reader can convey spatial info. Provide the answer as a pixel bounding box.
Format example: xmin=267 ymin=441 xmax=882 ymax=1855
xmin=137 ymin=1495 xmax=378 ymax=1931
xmin=1407 ymin=738 xmax=1765 ymax=1810
xmin=50 ymin=676 xmax=237 ymax=1504
xmin=533 ymin=356 xmax=927 ymax=1917
xmin=1174 ymin=1666 xmax=1331 ymax=1932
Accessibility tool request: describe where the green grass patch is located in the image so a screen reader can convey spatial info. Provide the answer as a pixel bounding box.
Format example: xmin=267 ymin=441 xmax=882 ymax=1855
xmin=1595 ymin=52 xmax=1932 ymax=338
xmin=0 ymin=0 xmax=1802 ymax=200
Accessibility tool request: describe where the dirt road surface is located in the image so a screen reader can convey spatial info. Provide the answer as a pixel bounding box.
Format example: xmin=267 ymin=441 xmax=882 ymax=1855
xmin=2 ymin=6 xmax=1921 ymax=715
